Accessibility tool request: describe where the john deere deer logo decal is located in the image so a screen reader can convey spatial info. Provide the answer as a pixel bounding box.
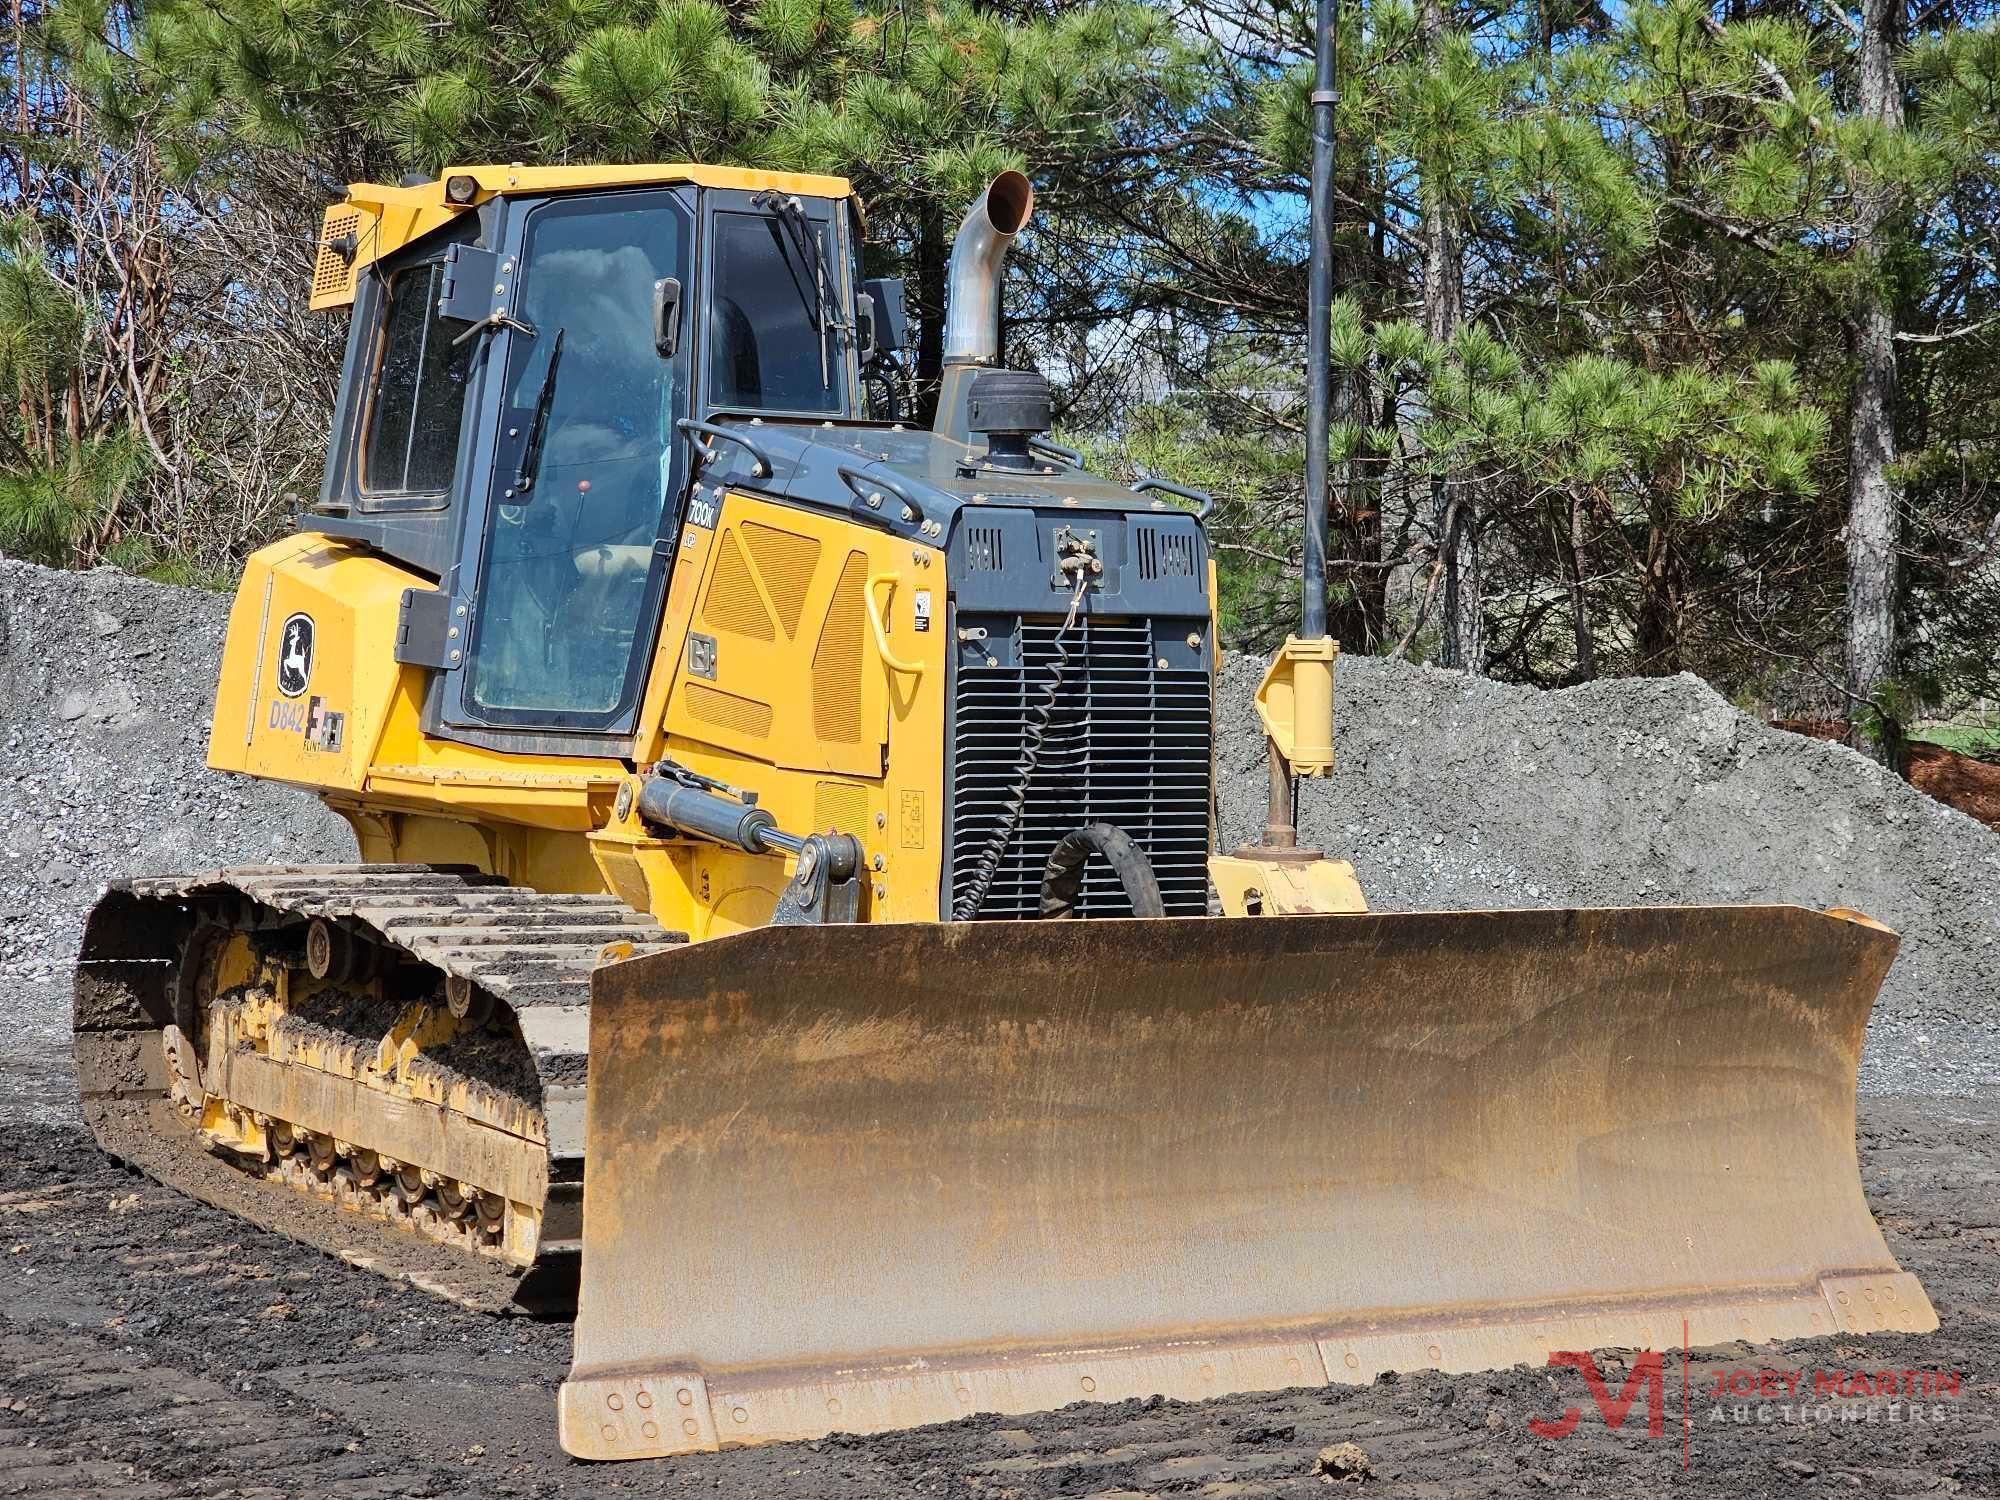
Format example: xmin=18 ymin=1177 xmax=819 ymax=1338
xmin=276 ymin=613 xmax=315 ymax=697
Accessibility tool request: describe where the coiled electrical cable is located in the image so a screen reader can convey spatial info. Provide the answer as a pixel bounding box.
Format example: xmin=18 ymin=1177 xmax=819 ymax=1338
xmin=951 ymin=571 xmax=1089 ymax=921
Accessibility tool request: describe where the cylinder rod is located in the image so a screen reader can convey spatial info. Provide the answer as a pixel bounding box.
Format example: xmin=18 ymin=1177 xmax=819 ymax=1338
xmin=1262 ymin=739 xmax=1298 ymax=849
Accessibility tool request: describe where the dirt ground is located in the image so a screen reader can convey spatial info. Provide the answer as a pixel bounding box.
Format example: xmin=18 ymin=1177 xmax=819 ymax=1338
xmin=1909 ymin=743 xmax=2000 ymax=832
xmin=2 ymin=1095 xmax=1995 ymax=1500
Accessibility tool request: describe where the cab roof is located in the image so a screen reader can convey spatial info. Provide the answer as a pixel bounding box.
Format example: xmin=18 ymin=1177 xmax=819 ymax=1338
xmin=413 ymin=162 xmax=852 ymax=204
xmin=309 ymin=162 xmax=854 ymax=312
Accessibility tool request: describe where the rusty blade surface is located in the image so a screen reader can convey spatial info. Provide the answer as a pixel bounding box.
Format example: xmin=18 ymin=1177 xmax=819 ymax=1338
xmin=562 ymin=905 xmax=1935 ymax=1461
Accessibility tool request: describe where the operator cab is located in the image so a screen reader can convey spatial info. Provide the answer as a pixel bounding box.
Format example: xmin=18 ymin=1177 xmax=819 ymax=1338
xmin=305 ymin=166 xmax=902 ymax=756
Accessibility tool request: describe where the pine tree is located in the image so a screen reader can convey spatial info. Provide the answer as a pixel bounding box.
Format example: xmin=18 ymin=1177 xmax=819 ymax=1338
xmin=21 ymin=0 xmax=2000 ymax=741
xmin=87 ymin=0 xmax=1204 ymax=420
xmin=1413 ymin=0 xmax=1482 ymax=672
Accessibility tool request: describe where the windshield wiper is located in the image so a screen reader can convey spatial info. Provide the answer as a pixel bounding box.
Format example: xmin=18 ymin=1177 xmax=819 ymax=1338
xmin=511 ymin=328 xmax=565 ymax=498
xmin=753 ymin=190 xmax=843 ymax=389
xmin=754 ymin=191 xmax=823 ymax=333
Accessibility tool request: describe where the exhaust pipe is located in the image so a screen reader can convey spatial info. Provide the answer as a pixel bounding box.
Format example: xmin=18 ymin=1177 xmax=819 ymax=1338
xmin=941 ymin=171 xmax=1035 ymax=368
xmin=934 ymin=172 xmax=1035 ymax=441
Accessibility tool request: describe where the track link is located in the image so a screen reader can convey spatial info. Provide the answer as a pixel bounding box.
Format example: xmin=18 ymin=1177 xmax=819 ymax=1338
xmin=73 ymin=864 xmax=684 ymax=1312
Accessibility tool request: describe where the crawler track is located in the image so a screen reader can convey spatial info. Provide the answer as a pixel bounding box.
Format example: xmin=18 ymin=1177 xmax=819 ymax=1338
xmin=71 ymin=864 xmax=682 ymax=1311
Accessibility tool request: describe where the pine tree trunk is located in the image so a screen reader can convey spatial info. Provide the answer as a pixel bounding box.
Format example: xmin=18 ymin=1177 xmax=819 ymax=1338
xmin=1566 ymin=493 xmax=1596 ymax=681
xmin=1635 ymin=512 xmax=1680 ymax=674
xmin=1327 ymin=160 xmax=1388 ymax=652
xmin=1844 ymin=0 xmax=1903 ymax=768
xmin=914 ymin=200 xmax=946 ymax=427
xmin=1421 ymin=0 xmax=1480 ymax=673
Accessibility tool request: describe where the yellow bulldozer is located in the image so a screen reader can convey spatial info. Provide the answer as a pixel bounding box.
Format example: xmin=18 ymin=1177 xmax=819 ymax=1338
xmin=72 ymin=151 xmax=1932 ymax=1464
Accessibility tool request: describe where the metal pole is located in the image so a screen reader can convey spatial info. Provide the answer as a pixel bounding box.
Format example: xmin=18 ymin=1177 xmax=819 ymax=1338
xmin=1300 ymin=0 xmax=1338 ymax=640
xmin=1244 ymin=0 xmax=1339 ymax=861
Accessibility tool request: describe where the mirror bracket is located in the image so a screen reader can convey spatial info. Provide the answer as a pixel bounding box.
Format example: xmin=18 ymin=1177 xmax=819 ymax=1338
xmin=861 ymin=277 xmax=909 ymax=355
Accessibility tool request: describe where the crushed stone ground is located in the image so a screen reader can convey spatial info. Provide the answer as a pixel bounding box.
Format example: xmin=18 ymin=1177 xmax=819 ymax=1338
xmin=0 ymin=560 xmax=352 ymax=1118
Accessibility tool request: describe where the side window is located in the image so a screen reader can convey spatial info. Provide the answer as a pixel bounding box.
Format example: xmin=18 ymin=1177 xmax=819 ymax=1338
xmin=708 ymin=211 xmax=843 ymax=415
xmin=363 ymin=263 xmax=473 ymax=495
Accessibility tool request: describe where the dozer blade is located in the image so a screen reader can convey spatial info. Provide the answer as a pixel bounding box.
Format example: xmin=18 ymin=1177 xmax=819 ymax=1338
xmin=561 ymin=905 xmax=1934 ymax=1461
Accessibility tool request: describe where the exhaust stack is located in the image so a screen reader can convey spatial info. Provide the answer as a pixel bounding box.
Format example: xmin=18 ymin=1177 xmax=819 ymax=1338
xmin=934 ymin=171 xmax=1035 ymax=440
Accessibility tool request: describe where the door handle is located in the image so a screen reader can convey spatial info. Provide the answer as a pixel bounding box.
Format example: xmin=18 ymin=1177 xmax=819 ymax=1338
xmin=866 ymin=572 xmax=924 ymax=677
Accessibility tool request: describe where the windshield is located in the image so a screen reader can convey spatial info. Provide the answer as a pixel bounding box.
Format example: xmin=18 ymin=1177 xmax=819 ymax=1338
xmin=464 ymin=190 xmax=693 ymax=725
xmin=708 ymin=209 xmax=843 ymax=414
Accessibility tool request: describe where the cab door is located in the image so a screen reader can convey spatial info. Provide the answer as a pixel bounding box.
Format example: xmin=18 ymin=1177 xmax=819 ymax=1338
xmin=442 ymin=187 xmax=696 ymax=749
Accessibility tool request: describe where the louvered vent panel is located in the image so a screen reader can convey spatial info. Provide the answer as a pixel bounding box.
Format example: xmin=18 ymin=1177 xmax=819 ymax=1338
xmin=702 ymin=531 xmax=775 ymax=641
xmin=313 ymin=211 xmax=362 ymax=301
xmin=1136 ymin=525 xmax=1196 ymax=580
xmin=814 ymin=781 xmax=870 ymax=837
xmin=966 ymin=525 xmax=1005 ymax=572
xmin=685 ymin=683 xmax=774 ymax=739
xmin=743 ymin=522 xmax=822 ymax=638
xmin=951 ymin=618 xmax=1211 ymax=919
xmin=813 ymin=551 xmax=868 ymax=743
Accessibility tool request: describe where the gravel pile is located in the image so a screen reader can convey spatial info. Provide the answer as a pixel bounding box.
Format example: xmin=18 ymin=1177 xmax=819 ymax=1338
xmin=1 ymin=559 xmax=351 ymax=1116
xmin=2 ymin=558 xmax=1993 ymax=1103
xmin=1217 ymin=653 xmax=2000 ymax=1096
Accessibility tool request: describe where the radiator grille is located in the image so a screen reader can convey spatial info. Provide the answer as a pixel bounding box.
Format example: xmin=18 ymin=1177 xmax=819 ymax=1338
xmin=703 ymin=531 xmax=776 ymax=641
xmin=813 ymin=551 xmax=868 ymax=743
xmin=742 ymin=521 xmax=821 ymax=637
xmin=951 ymin=618 xmax=1211 ymax=919
xmin=684 ymin=682 xmax=773 ymax=739
xmin=814 ymin=780 xmax=870 ymax=837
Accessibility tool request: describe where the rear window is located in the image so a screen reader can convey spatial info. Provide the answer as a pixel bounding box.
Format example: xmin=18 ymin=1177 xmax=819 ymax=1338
xmin=363 ymin=263 xmax=473 ymax=493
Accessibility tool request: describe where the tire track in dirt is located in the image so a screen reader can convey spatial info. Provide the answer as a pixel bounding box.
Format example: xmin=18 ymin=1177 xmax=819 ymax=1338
xmin=3 ymin=1099 xmax=1997 ymax=1498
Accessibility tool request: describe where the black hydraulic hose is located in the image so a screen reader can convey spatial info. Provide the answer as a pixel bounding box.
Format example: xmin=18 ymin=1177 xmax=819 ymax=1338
xmin=1038 ymin=822 xmax=1165 ymax=919
xmin=862 ymin=352 xmax=908 ymax=421
xmin=951 ymin=573 xmax=1089 ymax=921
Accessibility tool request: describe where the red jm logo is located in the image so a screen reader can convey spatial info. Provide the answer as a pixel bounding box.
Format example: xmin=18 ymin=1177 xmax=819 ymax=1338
xmin=1530 ymin=1350 xmax=1667 ymax=1439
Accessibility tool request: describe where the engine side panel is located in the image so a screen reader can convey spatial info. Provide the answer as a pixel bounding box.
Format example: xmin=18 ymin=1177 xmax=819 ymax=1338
xmin=208 ymin=534 xmax=631 ymax=894
xmin=592 ymin=487 xmax=949 ymax=934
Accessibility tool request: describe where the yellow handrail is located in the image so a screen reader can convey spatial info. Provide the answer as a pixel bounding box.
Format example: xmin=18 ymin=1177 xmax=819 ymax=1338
xmin=866 ymin=572 xmax=925 ymax=677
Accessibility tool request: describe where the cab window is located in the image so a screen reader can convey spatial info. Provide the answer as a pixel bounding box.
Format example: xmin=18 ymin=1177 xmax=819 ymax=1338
xmin=463 ymin=191 xmax=693 ymax=726
xmin=363 ymin=262 xmax=473 ymax=495
xmin=708 ymin=210 xmax=842 ymax=414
